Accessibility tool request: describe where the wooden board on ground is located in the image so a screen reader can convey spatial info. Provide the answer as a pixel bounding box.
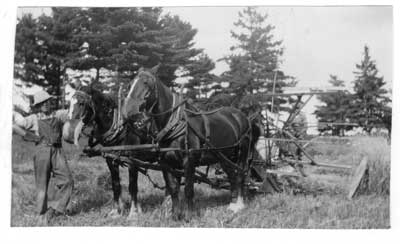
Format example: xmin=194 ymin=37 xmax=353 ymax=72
xmin=348 ymin=157 xmax=369 ymax=199
xmin=250 ymin=164 xmax=282 ymax=193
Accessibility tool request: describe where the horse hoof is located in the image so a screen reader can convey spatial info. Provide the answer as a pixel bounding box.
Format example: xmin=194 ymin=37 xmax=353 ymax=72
xmin=106 ymin=208 xmax=121 ymax=219
xmin=127 ymin=206 xmax=142 ymax=221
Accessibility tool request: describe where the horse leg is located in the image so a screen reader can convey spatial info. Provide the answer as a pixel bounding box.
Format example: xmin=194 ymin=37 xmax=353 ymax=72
xmin=183 ymin=154 xmax=196 ymax=220
xmin=127 ymin=166 xmax=141 ymax=220
xmin=105 ymin=158 xmax=124 ymax=218
xmin=227 ymin=172 xmax=245 ymax=213
xmin=225 ymin=148 xmax=247 ymax=213
xmin=161 ymin=169 xmax=181 ymax=220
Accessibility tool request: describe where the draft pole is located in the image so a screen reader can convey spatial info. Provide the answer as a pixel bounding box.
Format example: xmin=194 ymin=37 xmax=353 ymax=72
xmin=266 ymin=71 xmax=278 ymax=166
xmin=118 ymin=84 xmax=122 ymax=125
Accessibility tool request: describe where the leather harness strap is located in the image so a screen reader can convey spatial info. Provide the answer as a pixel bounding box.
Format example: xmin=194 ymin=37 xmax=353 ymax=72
xmin=201 ymin=113 xmax=211 ymax=143
xmin=155 ymin=94 xmax=184 ymax=142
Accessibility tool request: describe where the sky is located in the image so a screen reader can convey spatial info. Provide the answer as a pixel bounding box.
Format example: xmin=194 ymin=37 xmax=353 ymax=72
xmin=18 ymin=6 xmax=393 ymax=88
xmin=164 ymin=6 xmax=393 ymax=133
xmin=16 ymin=6 xmax=393 ymax=133
xmin=164 ymin=6 xmax=392 ymax=89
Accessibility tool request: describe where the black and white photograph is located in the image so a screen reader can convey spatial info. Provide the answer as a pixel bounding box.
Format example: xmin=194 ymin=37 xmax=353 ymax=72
xmin=4 ymin=2 xmax=394 ymax=231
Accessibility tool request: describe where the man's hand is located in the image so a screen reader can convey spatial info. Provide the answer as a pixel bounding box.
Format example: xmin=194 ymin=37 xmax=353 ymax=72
xmin=23 ymin=131 xmax=41 ymax=143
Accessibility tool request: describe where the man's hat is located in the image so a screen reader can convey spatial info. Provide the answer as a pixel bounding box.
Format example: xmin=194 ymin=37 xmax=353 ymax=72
xmin=32 ymin=90 xmax=54 ymax=106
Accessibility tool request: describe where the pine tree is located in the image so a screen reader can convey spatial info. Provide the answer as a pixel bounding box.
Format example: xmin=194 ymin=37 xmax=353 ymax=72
xmin=15 ymin=8 xmax=206 ymax=101
xmin=219 ymin=7 xmax=295 ymax=112
xmin=69 ymin=8 xmax=203 ymax=90
xmin=184 ymin=53 xmax=217 ymax=100
xmin=14 ymin=9 xmax=81 ymax=108
xmin=314 ymin=75 xmax=353 ymax=136
xmin=351 ymin=46 xmax=391 ymax=133
xmin=14 ymin=14 xmax=40 ymax=83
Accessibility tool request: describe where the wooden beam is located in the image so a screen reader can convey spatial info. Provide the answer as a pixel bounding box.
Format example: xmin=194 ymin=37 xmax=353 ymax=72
xmin=98 ymin=144 xmax=181 ymax=152
xmin=261 ymin=91 xmax=343 ymax=97
xmin=266 ymin=169 xmax=301 ymax=178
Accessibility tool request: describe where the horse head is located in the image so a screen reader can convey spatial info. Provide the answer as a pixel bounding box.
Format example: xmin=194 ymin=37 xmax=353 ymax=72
xmin=68 ymin=85 xmax=96 ymax=125
xmin=123 ymin=64 xmax=160 ymax=120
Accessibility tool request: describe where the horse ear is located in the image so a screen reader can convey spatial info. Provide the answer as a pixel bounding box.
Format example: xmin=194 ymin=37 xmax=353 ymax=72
xmin=150 ymin=63 xmax=160 ymax=74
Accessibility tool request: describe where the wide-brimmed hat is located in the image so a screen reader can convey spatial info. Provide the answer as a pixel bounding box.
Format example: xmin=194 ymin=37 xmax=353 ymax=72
xmin=32 ymin=90 xmax=54 ymax=106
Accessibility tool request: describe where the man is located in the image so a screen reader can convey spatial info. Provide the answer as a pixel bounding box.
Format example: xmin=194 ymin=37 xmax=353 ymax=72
xmin=13 ymin=90 xmax=73 ymax=225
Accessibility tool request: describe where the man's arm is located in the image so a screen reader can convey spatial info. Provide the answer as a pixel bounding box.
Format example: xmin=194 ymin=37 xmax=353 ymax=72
xmin=13 ymin=112 xmax=41 ymax=142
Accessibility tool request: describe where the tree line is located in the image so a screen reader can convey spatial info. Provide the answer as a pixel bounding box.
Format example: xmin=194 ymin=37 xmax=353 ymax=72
xmin=315 ymin=46 xmax=391 ymax=136
xmin=14 ymin=7 xmax=391 ymax=135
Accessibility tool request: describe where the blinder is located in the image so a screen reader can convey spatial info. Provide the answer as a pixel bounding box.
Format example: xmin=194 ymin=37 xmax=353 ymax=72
xmin=72 ymin=90 xmax=96 ymax=125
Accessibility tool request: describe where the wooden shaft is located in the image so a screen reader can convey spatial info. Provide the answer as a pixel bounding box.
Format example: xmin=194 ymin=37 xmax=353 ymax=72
xmin=283 ymin=158 xmax=351 ymax=169
xmin=270 ymin=70 xmax=278 ymax=113
xmin=266 ymin=169 xmax=300 ymax=177
xmin=104 ymin=153 xmax=229 ymax=189
xmin=314 ymin=162 xmax=352 ymax=169
xmin=98 ymin=144 xmax=181 ymax=152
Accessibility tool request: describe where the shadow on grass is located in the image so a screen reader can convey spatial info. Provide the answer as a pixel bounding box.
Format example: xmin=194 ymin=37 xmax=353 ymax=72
xmin=137 ymin=187 xmax=231 ymax=216
xmin=69 ymin=186 xmax=111 ymax=215
xmin=195 ymin=189 xmax=231 ymax=209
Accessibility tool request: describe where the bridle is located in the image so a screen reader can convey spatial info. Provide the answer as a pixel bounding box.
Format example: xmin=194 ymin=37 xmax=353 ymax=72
xmin=72 ymin=90 xmax=96 ymax=124
xmin=127 ymin=71 xmax=184 ymax=142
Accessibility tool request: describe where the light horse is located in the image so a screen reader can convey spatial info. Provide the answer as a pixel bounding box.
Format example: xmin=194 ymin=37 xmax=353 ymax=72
xmin=68 ymin=85 xmax=146 ymax=220
xmin=123 ymin=66 xmax=260 ymax=220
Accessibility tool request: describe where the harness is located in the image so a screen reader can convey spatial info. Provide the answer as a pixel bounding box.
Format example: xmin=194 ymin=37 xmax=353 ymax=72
xmin=139 ymin=87 xmax=254 ymax=175
xmin=74 ymin=91 xmax=127 ymax=147
xmin=154 ymin=93 xmax=186 ymax=142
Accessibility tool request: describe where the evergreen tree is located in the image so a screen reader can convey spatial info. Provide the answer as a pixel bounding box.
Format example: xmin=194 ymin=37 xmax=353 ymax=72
xmin=14 ymin=8 xmax=81 ymax=108
xmin=69 ymin=8 xmax=203 ymax=90
xmin=14 ymin=14 xmax=40 ymax=83
xmin=351 ymin=46 xmax=391 ymax=133
xmin=219 ymin=7 xmax=295 ymax=112
xmin=314 ymin=75 xmax=353 ymax=136
xmin=184 ymin=53 xmax=217 ymax=100
xmin=15 ymin=8 xmax=206 ymax=101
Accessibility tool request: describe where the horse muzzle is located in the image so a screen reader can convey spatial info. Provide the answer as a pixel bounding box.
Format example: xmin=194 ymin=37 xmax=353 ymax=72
xmin=122 ymin=99 xmax=142 ymax=120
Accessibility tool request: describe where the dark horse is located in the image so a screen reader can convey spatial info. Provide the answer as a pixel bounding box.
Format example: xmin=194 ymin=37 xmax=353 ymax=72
xmin=68 ymin=85 xmax=145 ymax=220
xmin=123 ymin=66 xmax=260 ymax=219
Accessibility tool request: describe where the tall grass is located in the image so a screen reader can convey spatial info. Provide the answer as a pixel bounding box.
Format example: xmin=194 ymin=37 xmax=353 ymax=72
xmin=351 ymin=136 xmax=390 ymax=195
xmin=11 ymin=134 xmax=390 ymax=227
xmin=306 ymin=135 xmax=390 ymax=196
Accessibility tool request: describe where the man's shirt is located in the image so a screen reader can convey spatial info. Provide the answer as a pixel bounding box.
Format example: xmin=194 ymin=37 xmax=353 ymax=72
xmin=13 ymin=109 xmax=69 ymax=145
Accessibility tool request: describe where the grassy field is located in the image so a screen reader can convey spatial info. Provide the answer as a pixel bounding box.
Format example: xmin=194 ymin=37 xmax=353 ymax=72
xmin=11 ymin=135 xmax=390 ymax=228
